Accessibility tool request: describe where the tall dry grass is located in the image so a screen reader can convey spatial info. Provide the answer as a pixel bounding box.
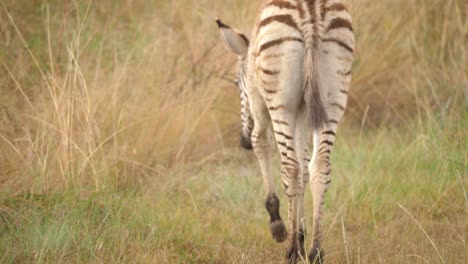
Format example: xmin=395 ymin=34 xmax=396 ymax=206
xmin=348 ymin=0 xmax=467 ymax=124
xmin=0 ymin=0 xmax=466 ymax=193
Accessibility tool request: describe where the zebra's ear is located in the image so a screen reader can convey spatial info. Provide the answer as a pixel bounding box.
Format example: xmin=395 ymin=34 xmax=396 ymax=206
xmin=216 ymin=18 xmax=249 ymax=56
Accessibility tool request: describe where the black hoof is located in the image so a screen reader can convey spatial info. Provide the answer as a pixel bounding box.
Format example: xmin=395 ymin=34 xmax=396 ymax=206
xmin=270 ymin=220 xmax=288 ymax=242
xmin=308 ymin=247 xmax=325 ymax=264
xmin=265 ymin=194 xmax=286 ymax=242
xmin=286 ymin=246 xmax=306 ymax=264
xmin=240 ymin=134 xmax=253 ymax=150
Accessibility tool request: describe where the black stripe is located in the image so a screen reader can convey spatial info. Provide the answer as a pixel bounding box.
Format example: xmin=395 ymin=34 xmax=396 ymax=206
xmin=322 ymin=130 xmax=336 ymax=136
xmin=318 ymin=149 xmax=331 ymax=156
xmin=258 ymin=14 xmax=299 ymax=32
xmin=287 ymin=156 xmax=299 ymax=164
xmin=258 ymin=37 xmax=303 ymax=55
xmin=320 ymin=179 xmax=332 ymax=185
xmin=321 ymin=37 xmax=354 ymax=53
xmin=275 ymin=131 xmax=293 ymax=140
xmin=325 ymin=3 xmax=347 ymax=14
xmin=330 ymin=102 xmax=345 ymax=111
xmin=321 ymin=140 xmax=334 ymax=146
xmin=277 ymin=141 xmax=295 ymax=152
xmin=326 ymin=18 xmax=353 ymax=32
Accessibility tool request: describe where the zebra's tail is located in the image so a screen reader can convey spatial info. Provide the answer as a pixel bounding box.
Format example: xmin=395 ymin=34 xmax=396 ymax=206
xmin=303 ymin=44 xmax=327 ymax=130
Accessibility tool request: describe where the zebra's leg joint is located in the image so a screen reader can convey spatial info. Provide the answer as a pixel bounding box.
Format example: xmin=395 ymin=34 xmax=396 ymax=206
xmin=265 ymin=193 xmax=287 ymax=243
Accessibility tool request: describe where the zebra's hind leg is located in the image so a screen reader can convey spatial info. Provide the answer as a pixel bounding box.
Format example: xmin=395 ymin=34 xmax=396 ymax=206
xmin=250 ymin=105 xmax=287 ymax=243
xmin=285 ymin=109 xmax=311 ymax=263
xmin=270 ymin=111 xmax=305 ymax=263
xmin=307 ymin=126 xmax=337 ymax=263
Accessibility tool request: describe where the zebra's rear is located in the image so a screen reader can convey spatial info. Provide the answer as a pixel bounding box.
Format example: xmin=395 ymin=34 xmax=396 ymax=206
xmin=217 ymin=0 xmax=354 ymax=263
xmin=251 ymin=0 xmax=354 ymax=123
xmin=249 ymin=1 xmax=354 ymax=262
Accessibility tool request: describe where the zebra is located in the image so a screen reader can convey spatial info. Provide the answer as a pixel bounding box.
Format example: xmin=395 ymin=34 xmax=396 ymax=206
xmin=217 ymin=0 xmax=354 ymax=263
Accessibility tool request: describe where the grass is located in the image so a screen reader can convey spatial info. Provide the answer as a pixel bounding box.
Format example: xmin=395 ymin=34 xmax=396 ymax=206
xmin=0 ymin=0 xmax=467 ymax=263
xmin=1 ymin=116 xmax=466 ymax=263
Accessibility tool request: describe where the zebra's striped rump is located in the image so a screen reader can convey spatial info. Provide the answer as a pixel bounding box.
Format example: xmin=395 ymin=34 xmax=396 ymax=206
xmin=217 ymin=1 xmax=354 ymax=263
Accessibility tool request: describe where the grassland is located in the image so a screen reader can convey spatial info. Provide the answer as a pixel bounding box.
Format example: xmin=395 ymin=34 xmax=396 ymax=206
xmin=0 ymin=0 xmax=467 ymax=263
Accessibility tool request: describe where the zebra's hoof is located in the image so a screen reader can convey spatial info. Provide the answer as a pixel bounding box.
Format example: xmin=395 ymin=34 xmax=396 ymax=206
xmin=240 ymin=134 xmax=253 ymax=150
xmin=308 ymin=247 xmax=325 ymax=264
xmin=286 ymin=247 xmax=304 ymax=264
xmin=270 ymin=220 xmax=287 ymax=243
